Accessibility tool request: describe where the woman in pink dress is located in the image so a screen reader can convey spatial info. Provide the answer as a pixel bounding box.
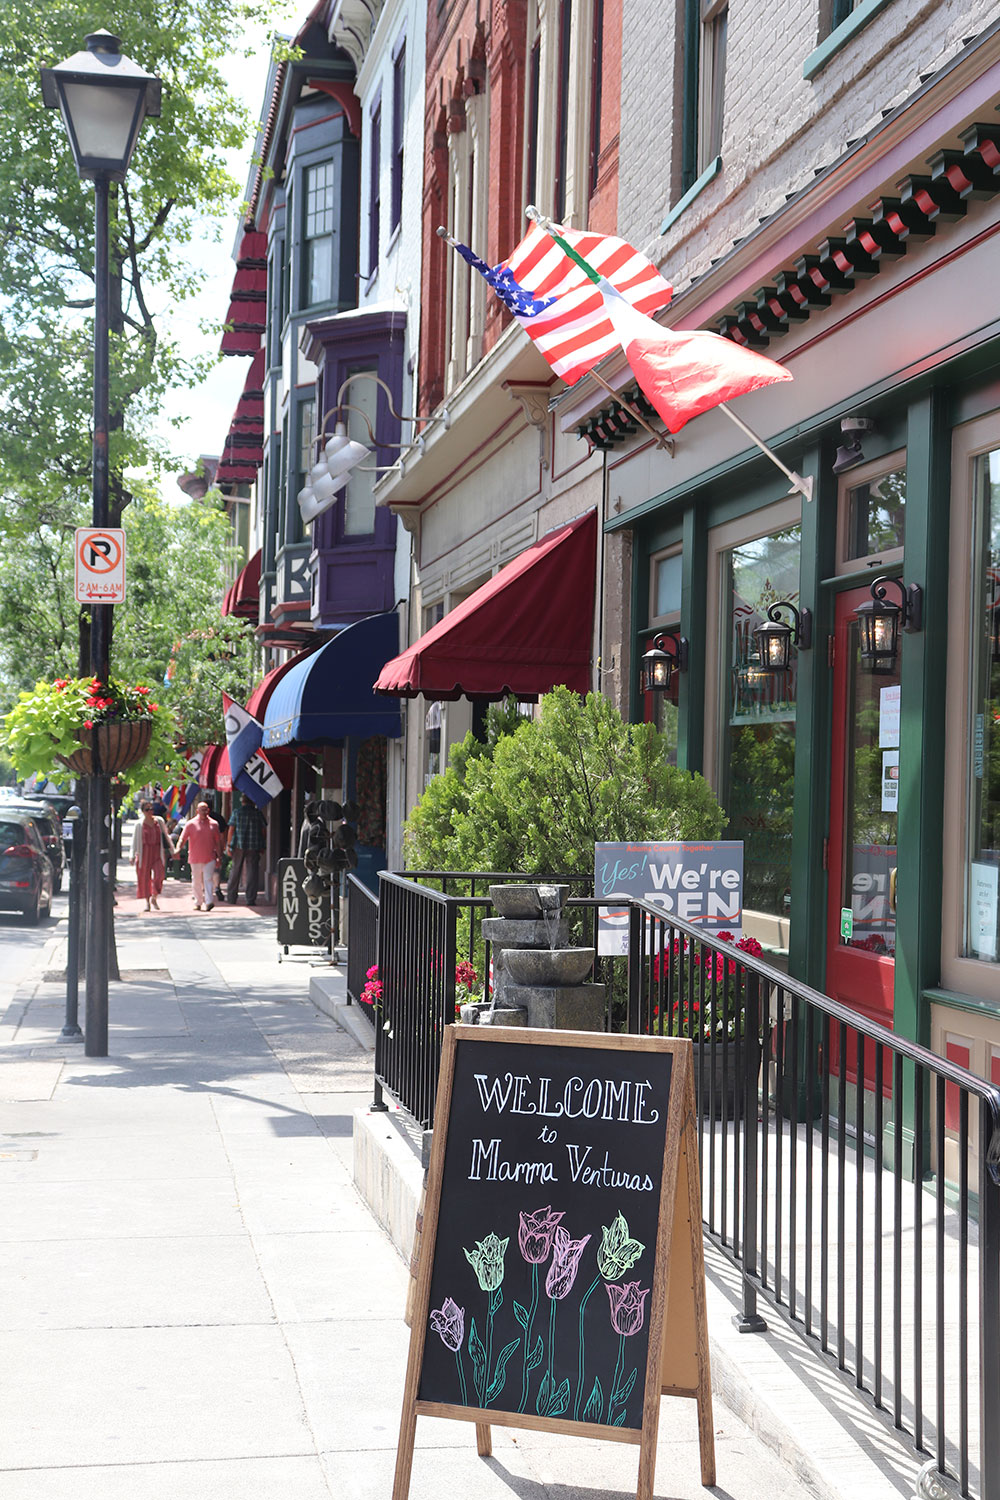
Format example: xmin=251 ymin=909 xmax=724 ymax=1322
xmin=129 ymin=801 xmax=173 ymax=911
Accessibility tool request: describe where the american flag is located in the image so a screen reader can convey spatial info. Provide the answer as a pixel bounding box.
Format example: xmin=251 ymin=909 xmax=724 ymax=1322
xmin=454 ymin=223 xmax=673 ymax=386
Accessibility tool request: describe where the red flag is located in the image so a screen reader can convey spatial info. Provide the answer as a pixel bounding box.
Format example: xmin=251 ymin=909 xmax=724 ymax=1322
xmin=600 ymin=280 xmax=792 ymax=433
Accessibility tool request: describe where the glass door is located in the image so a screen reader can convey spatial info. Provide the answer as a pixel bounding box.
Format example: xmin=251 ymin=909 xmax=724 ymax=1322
xmin=825 ymin=585 xmax=897 ymax=1031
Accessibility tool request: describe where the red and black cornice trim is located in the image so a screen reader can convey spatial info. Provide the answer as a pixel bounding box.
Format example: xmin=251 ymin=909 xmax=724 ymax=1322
xmin=715 ymin=122 xmax=1000 ymax=349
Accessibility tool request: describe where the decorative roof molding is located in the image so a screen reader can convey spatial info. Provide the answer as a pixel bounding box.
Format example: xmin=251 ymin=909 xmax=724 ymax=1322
xmin=326 ymin=0 xmax=385 ymax=70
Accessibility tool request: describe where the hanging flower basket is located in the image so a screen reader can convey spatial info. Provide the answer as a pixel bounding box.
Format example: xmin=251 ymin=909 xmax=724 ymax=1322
xmin=57 ymin=717 xmax=154 ymax=777
xmin=2 ymin=675 xmax=175 ymax=788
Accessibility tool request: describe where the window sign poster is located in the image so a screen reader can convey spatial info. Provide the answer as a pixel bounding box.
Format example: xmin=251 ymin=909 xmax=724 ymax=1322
xmin=878 ymin=684 xmax=901 ymax=749
xmin=594 ymin=841 xmax=743 ymax=955
xmin=971 ymin=862 xmax=999 ymax=961
xmin=881 ymin=749 xmax=899 ymax=813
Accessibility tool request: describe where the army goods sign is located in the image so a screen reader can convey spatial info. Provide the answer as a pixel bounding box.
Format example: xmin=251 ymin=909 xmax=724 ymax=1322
xmin=594 ymin=841 xmax=744 ymax=955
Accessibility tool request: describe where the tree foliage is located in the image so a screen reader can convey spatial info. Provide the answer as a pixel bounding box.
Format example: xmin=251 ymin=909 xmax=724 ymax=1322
xmin=0 ymin=0 xmax=272 ymax=517
xmin=0 ymin=487 xmax=257 ymax=752
xmin=404 ymin=688 xmax=727 ymax=877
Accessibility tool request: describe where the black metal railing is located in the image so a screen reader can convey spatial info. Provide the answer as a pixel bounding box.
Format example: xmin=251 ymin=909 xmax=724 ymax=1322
xmin=350 ymin=868 xmax=1000 ymax=1497
xmin=628 ymin=897 xmax=1000 ymax=1500
xmin=346 ymin=874 xmax=378 ymax=1009
xmin=373 ymin=872 xmax=457 ymax=1126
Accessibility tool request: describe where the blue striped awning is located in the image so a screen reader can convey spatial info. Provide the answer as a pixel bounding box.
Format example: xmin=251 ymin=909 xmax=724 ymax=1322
xmin=262 ymin=611 xmax=402 ymax=748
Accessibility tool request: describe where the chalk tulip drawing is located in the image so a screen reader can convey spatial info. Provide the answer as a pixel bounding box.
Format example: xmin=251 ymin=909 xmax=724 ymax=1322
xmin=428 ymin=1207 xmax=648 ymax=1428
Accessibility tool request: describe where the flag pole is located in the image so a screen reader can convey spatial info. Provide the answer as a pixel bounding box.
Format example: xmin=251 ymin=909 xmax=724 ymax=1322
xmin=588 ymin=370 xmax=674 ymax=452
xmin=717 ymin=403 xmax=814 ymax=503
xmin=526 ymin=206 xmax=813 ymax=503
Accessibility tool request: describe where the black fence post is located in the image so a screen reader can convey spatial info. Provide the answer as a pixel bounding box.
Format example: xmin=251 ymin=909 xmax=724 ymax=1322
xmin=981 ymin=1105 xmax=1000 ymax=1500
xmin=734 ymin=970 xmax=767 ymax=1333
xmin=372 ymin=873 xmax=388 ymax=1112
xmin=627 ymin=902 xmax=642 ymax=1033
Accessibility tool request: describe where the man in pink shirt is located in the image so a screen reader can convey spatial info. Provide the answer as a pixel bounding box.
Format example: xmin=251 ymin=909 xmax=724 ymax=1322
xmin=176 ymin=801 xmax=224 ymax=911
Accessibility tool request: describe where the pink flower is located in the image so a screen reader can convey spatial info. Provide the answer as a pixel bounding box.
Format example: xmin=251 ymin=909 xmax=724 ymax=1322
xmin=366 ymin=964 xmax=379 ymax=981
xmin=736 ymin=935 xmax=763 ymax=958
xmin=518 ymin=1205 xmax=564 ymax=1264
xmin=429 ymin=1296 xmax=465 ymax=1351
xmin=545 ymin=1226 xmax=591 ymax=1299
xmin=605 ymin=1280 xmax=650 ymax=1337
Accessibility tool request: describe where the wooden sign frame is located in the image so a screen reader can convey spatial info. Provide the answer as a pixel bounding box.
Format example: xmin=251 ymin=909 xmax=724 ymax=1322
xmin=393 ymin=1025 xmax=715 ymax=1500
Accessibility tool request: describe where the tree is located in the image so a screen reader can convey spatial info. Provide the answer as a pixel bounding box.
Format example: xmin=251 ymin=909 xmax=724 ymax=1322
xmin=0 ymin=1 xmax=272 ymax=527
xmin=404 ymin=687 xmax=727 ymax=876
xmin=0 ymin=486 xmax=257 ymax=751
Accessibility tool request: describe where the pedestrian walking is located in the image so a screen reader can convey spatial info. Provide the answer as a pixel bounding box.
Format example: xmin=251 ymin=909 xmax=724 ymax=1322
xmin=175 ymin=801 xmax=224 ymax=911
xmin=226 ymin=793 xmax=266 ymax=906
xmin=129 ymin=800 xmax=174 ymax=911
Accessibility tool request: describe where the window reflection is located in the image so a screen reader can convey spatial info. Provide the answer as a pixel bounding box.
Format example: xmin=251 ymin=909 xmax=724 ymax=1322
xmin=846 ymin=466 xmax=905 ymax=560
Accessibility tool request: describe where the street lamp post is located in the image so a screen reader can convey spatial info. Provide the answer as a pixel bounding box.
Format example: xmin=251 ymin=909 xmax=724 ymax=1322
xmin=41 ymin=33 xmax=161 ymax=1057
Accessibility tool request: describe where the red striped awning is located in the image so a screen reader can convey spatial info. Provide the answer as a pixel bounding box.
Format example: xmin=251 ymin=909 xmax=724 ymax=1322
xmin=374 ymin=510 xmax=597 ymax=700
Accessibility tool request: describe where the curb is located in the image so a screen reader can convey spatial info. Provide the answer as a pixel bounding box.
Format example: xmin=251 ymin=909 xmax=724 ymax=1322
xmin=309 ymin=970 xmax=376 ymax=1053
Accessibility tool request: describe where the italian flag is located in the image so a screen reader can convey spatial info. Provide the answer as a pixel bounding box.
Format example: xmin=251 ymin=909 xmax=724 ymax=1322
xmin=598 ymin=279 xmax=792 ymax=434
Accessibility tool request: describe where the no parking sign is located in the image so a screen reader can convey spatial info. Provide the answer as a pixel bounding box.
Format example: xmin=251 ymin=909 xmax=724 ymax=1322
xmin=74 ymin=527 xmax=126 ymax=603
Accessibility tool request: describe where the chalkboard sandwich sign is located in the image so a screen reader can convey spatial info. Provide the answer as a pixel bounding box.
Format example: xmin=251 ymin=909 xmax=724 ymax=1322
xmin=393 ymin=1025 xmax=715 ymax=1500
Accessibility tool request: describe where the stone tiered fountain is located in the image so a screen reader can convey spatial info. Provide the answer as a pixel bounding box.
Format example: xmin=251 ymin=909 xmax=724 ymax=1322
xmin=459 ymin=883 xmax=606 ymax=1031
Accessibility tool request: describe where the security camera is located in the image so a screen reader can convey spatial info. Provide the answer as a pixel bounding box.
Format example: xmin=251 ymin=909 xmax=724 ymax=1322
xmin=840 ymin=416 xmax=874 ymax=435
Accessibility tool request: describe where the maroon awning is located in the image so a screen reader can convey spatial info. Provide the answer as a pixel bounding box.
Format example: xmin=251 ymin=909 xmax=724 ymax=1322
xmin=220 ymin=328 xmax=261 ymax=357
xmin=195 ymin=744 xmax=233 ymax=792
xmin=374 ymin=510 xmax=597 ymax=700
xmin=230 ymin=549 xmax=261 ymax=620
xmin=236 ymin=229 xmax=267 ymax=267
xmin=245 ymin=646 xmax=320 ymax=719
xmin=225 ymin=297 xmax=266 ymax=331
xmin=215 ymin=460 xmax=258 ymax=484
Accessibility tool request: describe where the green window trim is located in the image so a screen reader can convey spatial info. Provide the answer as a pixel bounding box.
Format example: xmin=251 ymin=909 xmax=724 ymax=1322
xmin=661 ymin=155 xmax=721 ymax=235
xmin=803 ymin=0 xmax=894 ymax=81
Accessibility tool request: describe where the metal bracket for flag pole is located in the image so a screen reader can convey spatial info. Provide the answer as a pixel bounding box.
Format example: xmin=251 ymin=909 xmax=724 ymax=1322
xmin=718 ymin=402 xmax=814 ymax=502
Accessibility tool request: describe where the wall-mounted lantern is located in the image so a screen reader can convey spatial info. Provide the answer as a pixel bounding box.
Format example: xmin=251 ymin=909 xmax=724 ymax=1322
xmin=752 ymin=600 xmax=812 ymax=674
xmin=855 ymin=575 xmax=922 ymax=674
xmin=640 ymin=632 xmax=689 ymax=694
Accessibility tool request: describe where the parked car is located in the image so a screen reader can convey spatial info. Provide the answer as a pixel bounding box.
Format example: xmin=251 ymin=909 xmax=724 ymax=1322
xmin=7 ymin=800 xmax=66 ymax=893
xmin=0 ymin=811 xmax=54 ymax=923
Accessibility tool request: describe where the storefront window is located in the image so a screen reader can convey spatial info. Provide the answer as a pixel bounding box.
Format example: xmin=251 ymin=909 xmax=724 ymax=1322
xmin=723 ymin=524 xmax=800 ymax=925
xmin=846 ymin=466 xmax=906 ymax=561
xmin=966 ymin=446 xmax=1000 ymax=962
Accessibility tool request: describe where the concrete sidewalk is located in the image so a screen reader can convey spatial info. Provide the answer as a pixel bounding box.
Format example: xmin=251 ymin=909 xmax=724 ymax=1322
xmin=0 ymin=870 xmax=920 ymax=1499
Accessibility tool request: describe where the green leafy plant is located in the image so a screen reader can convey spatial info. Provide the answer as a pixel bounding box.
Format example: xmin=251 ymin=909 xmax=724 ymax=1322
xmin=2 ymin=675 xmax=178 ymax=789
xmin=405 ymin=686 xmax=726 ymax=876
